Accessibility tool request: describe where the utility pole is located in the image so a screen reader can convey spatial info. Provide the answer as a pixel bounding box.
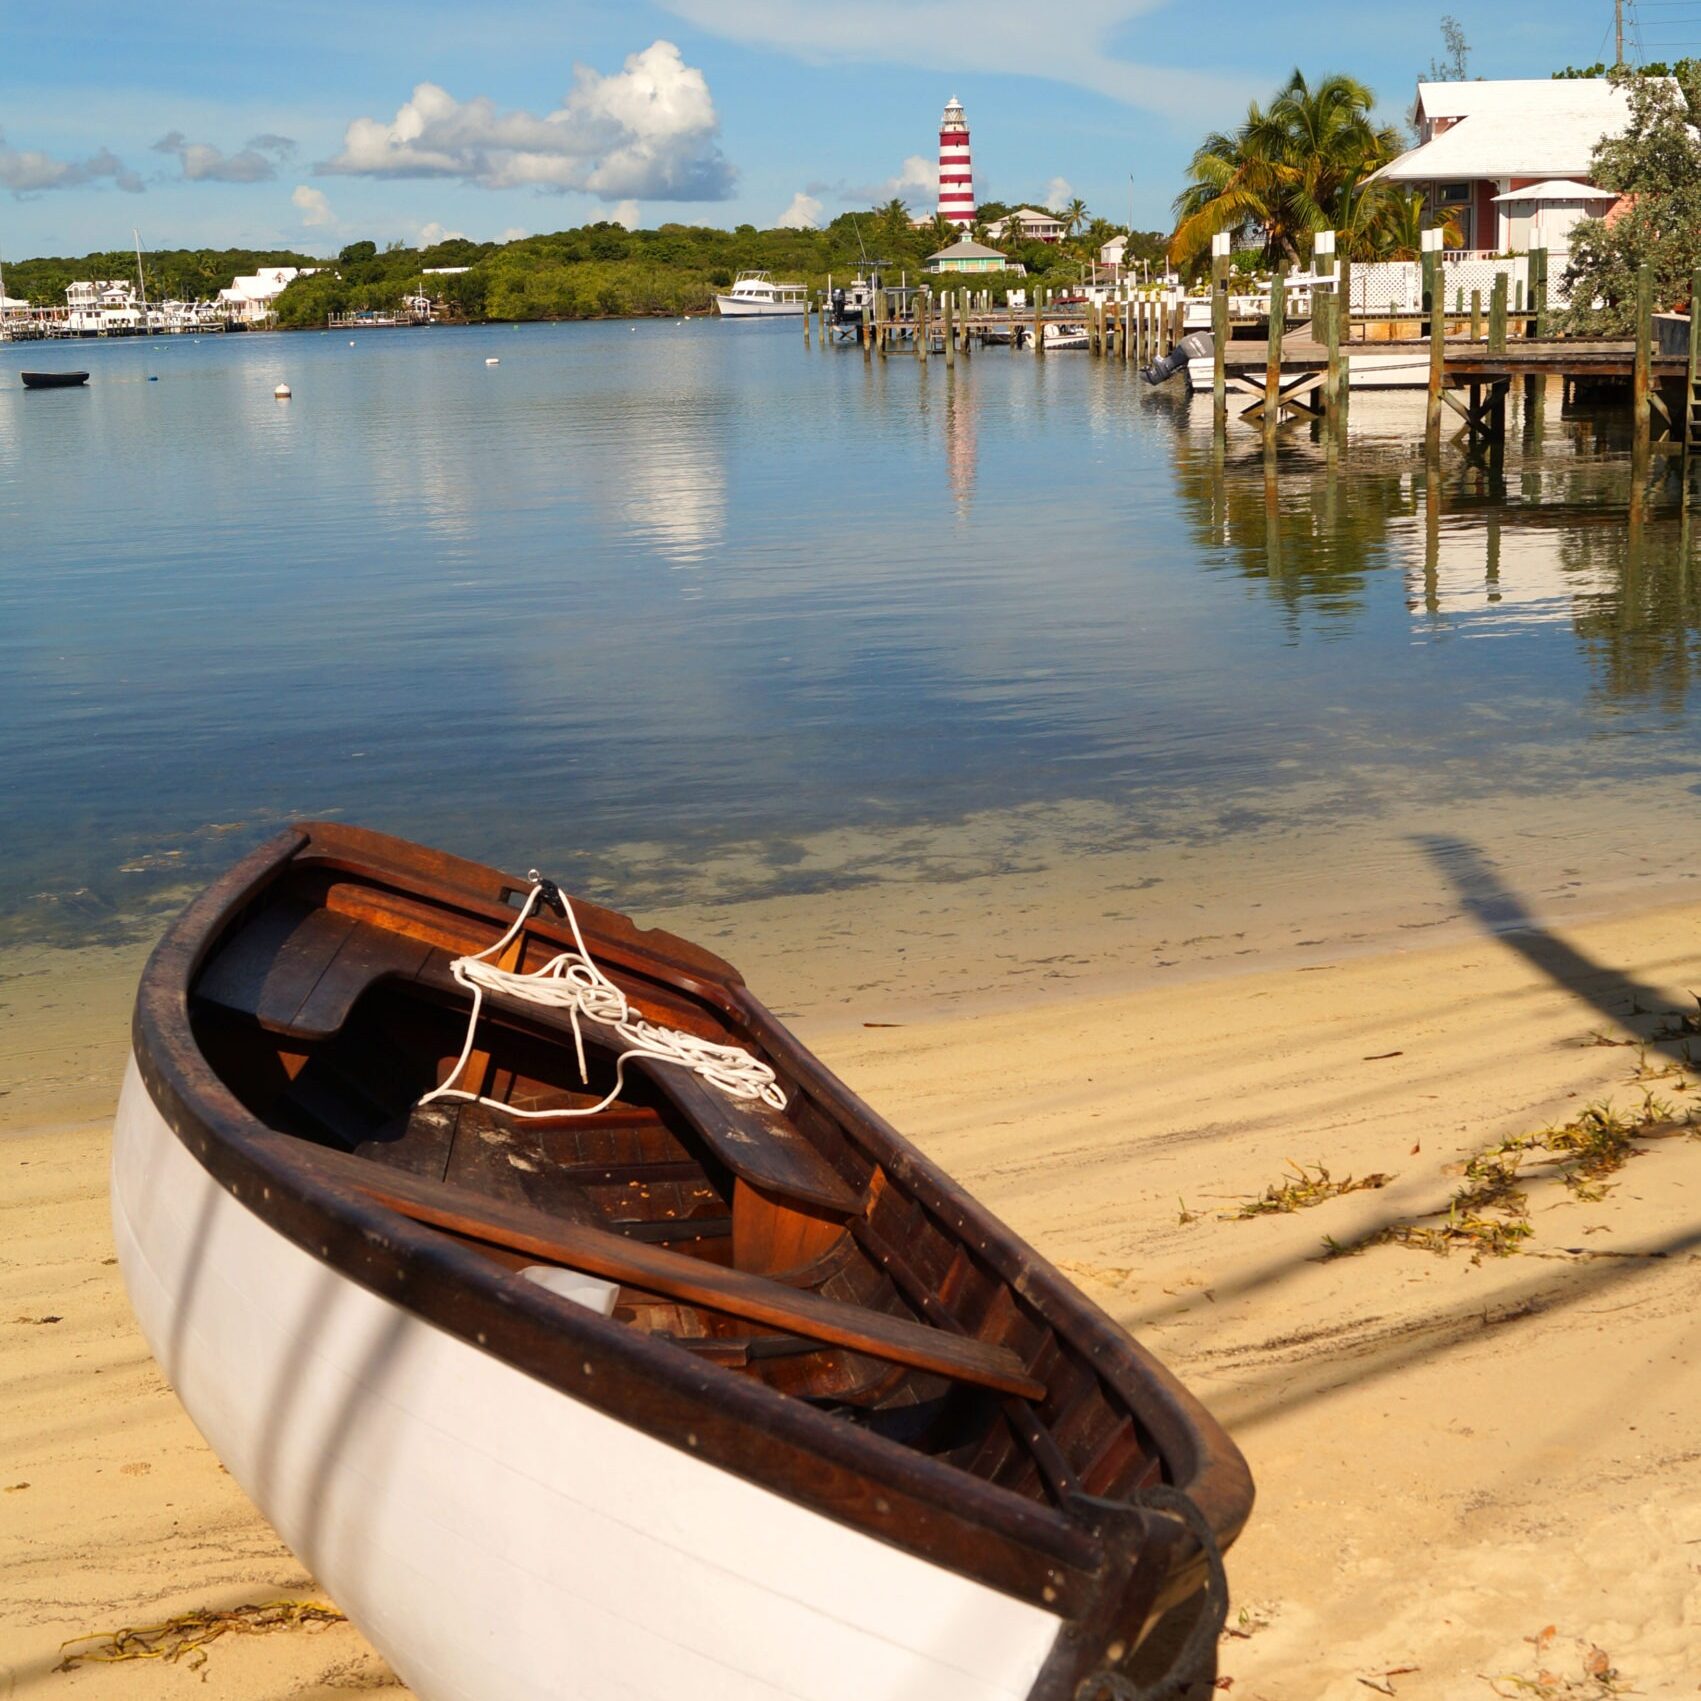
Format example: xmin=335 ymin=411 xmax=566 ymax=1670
xmin=1616 ymin=0 xmax=1624 ymax=68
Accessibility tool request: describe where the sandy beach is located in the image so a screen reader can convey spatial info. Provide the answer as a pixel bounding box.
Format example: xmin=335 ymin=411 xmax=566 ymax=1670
xmin=5 ymin=892 xmax=1700 ymax=1700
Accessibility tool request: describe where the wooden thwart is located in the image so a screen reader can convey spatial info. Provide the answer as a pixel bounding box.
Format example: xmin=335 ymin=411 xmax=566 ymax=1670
xmin=267 ymin=1135 xmax=1046 ymax=1400
xmin=631 ymin=1056 xmax=858 ymax=1216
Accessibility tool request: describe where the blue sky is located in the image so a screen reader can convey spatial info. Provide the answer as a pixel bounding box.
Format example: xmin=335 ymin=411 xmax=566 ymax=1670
xmin=0 ymin=0 xmax=1656 ymax=259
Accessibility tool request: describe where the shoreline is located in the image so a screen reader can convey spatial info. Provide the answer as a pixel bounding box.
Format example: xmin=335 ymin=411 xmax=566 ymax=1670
xmin=5 ymin=889 xmax=1701 ymax=1696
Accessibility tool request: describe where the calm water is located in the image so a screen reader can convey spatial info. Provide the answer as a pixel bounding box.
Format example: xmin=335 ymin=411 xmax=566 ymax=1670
xmin=2 ymin=321 xmax=1698 ymax=952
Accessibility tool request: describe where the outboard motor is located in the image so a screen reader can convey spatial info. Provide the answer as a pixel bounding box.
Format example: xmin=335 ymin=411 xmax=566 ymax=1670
xmin=1142 ymin=330 xmax=1213 ymax=386
xmin=831 ymin=286 xmax=847 ymax=323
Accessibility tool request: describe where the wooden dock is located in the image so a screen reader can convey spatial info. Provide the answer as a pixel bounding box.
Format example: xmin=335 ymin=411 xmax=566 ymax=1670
xmin=801 ymin=251 xmax=1701 ymax=469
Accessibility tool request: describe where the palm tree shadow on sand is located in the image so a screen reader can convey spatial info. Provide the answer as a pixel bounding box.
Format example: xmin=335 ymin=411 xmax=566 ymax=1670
xmin=1113 ymin=834 xmax=1701 ymax=1437
xmin=1414 ymin=832 xmax=1701 ymax=1067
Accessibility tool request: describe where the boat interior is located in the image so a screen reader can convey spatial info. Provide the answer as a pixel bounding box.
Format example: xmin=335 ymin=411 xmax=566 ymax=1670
xmin=186 ymin=841 xmax=1164 ymax=1510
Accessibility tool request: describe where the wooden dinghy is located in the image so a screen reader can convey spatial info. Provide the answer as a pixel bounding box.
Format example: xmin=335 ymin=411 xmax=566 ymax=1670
xmin=115 ymin=822 xmax=1252 ymax=1701
xmin=20 ymin=370 xmax=90 ymax=389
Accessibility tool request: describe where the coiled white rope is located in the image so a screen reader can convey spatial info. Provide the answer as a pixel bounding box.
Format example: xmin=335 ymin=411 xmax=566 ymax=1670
xmin=420 ymin=874 xmax=786 ymax=1120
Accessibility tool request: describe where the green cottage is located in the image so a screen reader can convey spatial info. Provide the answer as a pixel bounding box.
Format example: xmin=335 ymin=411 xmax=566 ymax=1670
xmin=925 ymin=238 xmax=1018 ymax=276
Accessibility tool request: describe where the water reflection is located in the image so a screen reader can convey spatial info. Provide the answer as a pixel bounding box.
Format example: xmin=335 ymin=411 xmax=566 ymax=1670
xmin=944 ymin=373 xmax=976 ymax=518
xmin=606 ymin=401 xmax=727 ymax=568
xmin=1165 ymin=386 xmax=1701 ymax=707
xmin=5 ymin=327 xmax=1701 ymax=947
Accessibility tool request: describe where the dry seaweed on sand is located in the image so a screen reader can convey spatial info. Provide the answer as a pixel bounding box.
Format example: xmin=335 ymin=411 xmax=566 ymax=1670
xmin=57 ymin=1599 xmax=346 ymax=1672
xmin=1326 ymin=1095 xmax=1692 ymax=1263
xmin=1231 ymin=1159 xmax=1392 ymax=1219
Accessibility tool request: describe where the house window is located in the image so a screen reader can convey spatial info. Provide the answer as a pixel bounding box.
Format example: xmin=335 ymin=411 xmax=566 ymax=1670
xmin=1436 ymin=183 xmax=1471 ymax=206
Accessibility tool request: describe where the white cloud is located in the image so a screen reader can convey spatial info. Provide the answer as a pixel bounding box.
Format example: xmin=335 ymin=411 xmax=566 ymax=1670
xmin=774 ymin=190 xmax=821 ymax=228
xmin=1044 ymin=175 xmax=1073 ymax=211
xmin=153 ymin=131 xmax=293 ymax=183
xmin=292 ymin=184 xmax=335 ymax=226
xmin=416 ymin=220 xmax=468 ymax=246
xmin=654 ymin=0 xmax=1257 ymax=121
xmin=499 ymin=226 xmax=529 ymax=242
xmin=846 ymin=153 xmax=936 ymax=205
xmin=609 ymin=198 xmax=640 ymax=228
xmin=0 ymin=129 xmax=142 ymax=195
xmin=322 ymin=40 xmax=735 ymax=201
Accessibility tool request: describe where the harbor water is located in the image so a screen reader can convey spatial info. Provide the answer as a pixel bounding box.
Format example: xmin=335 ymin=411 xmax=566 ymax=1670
xmin=3 ymin=321 xmax=1699 ymax=1015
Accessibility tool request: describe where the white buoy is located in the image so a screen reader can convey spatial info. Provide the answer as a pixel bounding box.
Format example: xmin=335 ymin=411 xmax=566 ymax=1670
xmin=274 ymin=383 xmax=291 ymax=399
xmin=486 ymin=357 xmax=500 ymax=366
xmin=349 ymin=340 xmax=356 ymax=346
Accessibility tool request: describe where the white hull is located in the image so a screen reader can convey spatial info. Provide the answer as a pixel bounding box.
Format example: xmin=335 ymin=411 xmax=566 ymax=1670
xmin=111 ymin=1057 xmax=1062 ymax=1701
xmin=714 ymin=297 xmax=807 ymax=318
xmin=1186 ymin=348 xmax=1432 ymax=392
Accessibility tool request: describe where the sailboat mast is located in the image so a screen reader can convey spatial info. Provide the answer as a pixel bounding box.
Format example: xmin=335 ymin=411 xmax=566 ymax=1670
xmin=0 ymin=246 xmax=8 ymax=341
xmin=134 ymin=228 xmax=150 ymax=333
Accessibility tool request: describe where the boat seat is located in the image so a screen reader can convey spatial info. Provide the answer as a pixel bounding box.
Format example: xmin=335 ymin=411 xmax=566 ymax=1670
xmin=198 ymin=901 xmax=860 ymax=1220
xmin=196 ymin=901 xmax=435 ymax=1040
xmin=629 ymin=1058 xmax=860 ymax=1218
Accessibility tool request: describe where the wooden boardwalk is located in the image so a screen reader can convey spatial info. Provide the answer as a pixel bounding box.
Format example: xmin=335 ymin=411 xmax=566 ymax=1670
xmin=1219 ymin=338 xmax=1687 ymax=380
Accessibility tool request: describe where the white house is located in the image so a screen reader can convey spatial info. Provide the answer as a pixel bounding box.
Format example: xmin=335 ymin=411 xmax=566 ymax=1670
xmin=65 ymin=280 xmax=145 ymax=333
xmin=986 ymin=207 xmax=1066 ymax=244
xmin=1375 ymin=78 xmax=1638 ymax=253
xmin=217 ymin=266 xmax=316 ymax=327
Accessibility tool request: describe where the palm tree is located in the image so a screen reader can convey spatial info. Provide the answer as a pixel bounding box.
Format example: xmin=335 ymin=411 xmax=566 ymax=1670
xmin=1343 ymin=186 xmax=1461 ymax=260
xmin=1061 ymin=196 xmax=1090 ymax=235
xmin=1169 ymin=70 xmax=1400 ymax=270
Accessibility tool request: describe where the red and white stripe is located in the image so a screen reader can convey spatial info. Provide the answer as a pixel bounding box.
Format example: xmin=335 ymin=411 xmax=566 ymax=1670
xmin=937 ymin=96 xmax=975 ymax=227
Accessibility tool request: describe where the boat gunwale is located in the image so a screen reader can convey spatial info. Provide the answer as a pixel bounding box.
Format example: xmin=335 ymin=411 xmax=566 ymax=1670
xmin=128 ymin=822 xmax=1253 ymax=1688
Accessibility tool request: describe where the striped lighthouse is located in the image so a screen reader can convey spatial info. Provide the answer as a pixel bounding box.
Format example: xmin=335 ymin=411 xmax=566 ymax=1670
xmin=936 ymin=95 xmax=975 ymax=227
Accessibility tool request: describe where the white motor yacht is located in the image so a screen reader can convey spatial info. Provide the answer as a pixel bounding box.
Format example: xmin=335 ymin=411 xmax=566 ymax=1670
xmin=714 ymin=272 xmax=808 ymax=318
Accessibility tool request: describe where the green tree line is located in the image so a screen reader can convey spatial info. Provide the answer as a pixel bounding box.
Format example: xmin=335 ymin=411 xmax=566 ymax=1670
xmin=273 ymin=213 xmax=1169 ymax=326
xmin=3 ymin=214 xmax=1169 ymax=327
xmin=3 ymin=247 xmax=319 ymax=306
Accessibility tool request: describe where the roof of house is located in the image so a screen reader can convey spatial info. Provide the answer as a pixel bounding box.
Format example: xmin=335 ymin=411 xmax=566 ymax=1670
xmin=1004 ymin=206 xmax=1063 ymax=222
xmin=1377 ymin=78 xmax=1641 ymax=182
xmin=927 ymin=238 xmax=1009 ymax=262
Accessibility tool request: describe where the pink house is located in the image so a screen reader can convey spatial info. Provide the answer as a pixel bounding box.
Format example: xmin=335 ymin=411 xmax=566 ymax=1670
xmin=1375 ymin=79 xmax=1636 ymax=253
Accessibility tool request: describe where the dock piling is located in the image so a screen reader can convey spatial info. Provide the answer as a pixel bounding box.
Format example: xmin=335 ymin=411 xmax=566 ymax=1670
xmin=1686 ymin=266 xmax=1701 ymax=455
xmin=1633 ymin=263 xmax=1653 ymax=459
xmin=1423 ymin=229 xmax=1445 ymax=455
xmin=1314 ymin=230 xmax=1340 ymax=419
xmin=1264 ymin=270 xmax=1285 ymax=442
xmin=1211 ymin=234 xmax=1230 ymax=435
xmin=1489 ymin=276 xmax=1507 ymax=356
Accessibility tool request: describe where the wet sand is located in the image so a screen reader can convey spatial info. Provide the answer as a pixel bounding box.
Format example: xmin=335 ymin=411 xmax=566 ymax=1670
xmin=4 ymin=882 xmax=1701 ymax=1698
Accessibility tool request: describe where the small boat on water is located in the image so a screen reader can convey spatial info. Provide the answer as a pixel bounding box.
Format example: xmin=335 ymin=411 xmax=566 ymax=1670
xmin=1042 ymin=323 xmax=1089 ymax=352
xmin=714 ymin=270 xmax=808 ymax=318
xmin=20 ymin=370 xmax=89 ymax=388
xmin=114 ymin=822 xmax=1252 ymax=1700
